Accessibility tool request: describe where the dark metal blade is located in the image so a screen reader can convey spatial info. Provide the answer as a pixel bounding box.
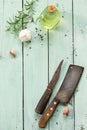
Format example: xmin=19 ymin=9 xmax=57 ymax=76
xmin=48 ymin=59 xmax=64 ymax=90
xmin=56 ymin=64 xmax=84 ymax=104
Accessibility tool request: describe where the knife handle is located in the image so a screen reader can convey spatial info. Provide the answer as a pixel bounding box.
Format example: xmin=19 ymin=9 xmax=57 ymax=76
xmin=38 ymin=98 xmax=60 ymax=128
xmin=35 ymin=88 xmax=52 ymax=114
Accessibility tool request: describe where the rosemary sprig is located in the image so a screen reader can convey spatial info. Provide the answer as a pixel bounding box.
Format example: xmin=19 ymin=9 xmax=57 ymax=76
xmin=6 ymin=11 xmax=27 ymax=35
xmin=6 ymin=0 xmax=37 ymax=36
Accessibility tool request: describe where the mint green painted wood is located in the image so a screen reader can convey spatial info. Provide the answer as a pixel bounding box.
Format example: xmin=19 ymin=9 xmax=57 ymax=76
xmin=0 ymin=0 xmax=22 ymax=130
xmin=74 ymin=0 xmax=87 ymax=129
xmin=47 ymin=0 xmax=74 ymax=130
xmin=24 ymin=0 xmax=48 ymax=130
xmin=0 ymin=0 xmax=87 ymax=130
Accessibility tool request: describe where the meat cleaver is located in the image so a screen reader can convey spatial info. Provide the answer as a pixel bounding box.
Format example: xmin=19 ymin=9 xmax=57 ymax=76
xmin=39 ymin=64 xmax=84 ymax=128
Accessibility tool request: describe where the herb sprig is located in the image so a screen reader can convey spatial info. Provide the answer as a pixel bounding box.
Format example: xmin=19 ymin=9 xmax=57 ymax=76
xmin=6 ymin=0 xmax=37 ymax=36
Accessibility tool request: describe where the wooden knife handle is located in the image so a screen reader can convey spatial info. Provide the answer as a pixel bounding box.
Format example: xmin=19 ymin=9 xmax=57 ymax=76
xmin=35 ymin=88 xmax=52 ymax=114
xmin=38 ymin=98 xmax=60 ymax=128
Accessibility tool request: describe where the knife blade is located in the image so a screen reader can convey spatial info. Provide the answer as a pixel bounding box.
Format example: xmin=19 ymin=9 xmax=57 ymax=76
xmin=39 ymin=64 xmax=84 ymax=128
xmin=35 ymin=60 xmax=63 ymax=114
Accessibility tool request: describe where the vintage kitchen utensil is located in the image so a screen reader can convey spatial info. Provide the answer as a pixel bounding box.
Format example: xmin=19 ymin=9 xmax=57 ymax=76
xmin=35 ymin=60 xmax=63 ymax=114
xmin=39 ymin=64 xmax=84 ymax=128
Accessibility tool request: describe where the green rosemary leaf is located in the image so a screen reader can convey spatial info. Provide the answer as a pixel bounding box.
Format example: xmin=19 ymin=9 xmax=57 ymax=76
xmin=6 ymin=0 xmax=38 ymax=36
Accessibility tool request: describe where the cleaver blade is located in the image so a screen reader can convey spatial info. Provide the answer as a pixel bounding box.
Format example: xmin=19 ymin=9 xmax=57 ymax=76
xmin=39 ymin=64 xmax=84 ymax=128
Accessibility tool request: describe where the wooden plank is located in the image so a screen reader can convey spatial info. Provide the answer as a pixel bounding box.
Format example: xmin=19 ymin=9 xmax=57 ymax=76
xmin=47 ymin=0 xmax=74 ymax=130
xmin=24 ymin=0 xmax=49 ymax=130
xmin=73 ymin=0 xmax=87 ymax=129
xmin=0 ymin=0 xmax=22 ymax=130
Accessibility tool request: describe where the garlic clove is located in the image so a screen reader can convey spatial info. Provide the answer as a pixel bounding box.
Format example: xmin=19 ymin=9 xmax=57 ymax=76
xmin=19 ymin=29 xmax=31 ymax=42
xmin=62 ymin=107 xmax=69 ymax=116
xmin=9 ymin=50 xmax=16 ymax=57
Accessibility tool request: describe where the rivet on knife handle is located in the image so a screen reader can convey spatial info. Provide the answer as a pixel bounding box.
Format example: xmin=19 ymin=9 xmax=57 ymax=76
xmin=35 ymin=60 xmax=63 ymax=114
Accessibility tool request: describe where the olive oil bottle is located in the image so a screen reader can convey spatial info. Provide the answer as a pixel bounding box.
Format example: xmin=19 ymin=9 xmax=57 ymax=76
xmin=39 ymin=5 xmax=60 ymax=29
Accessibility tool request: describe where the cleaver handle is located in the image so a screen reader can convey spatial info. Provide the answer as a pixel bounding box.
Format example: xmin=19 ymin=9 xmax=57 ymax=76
xmin=35 ymin=88 xmax=52 ymax=114
xmin=38 ymin=98 xmax=60 ymax=128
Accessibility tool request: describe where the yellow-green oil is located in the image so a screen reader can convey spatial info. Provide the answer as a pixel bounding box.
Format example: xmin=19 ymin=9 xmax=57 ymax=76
xmin=39 ymin=6 xmax=60 ymax=29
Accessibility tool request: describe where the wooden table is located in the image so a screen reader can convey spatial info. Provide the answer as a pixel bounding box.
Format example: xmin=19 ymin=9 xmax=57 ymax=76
xmin=0 ymin=0 xmax=87 ymax=130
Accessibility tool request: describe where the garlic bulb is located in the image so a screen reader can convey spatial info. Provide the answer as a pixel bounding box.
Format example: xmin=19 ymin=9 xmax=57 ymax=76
xmin=19 ymin=29 xmax=31 ymax=42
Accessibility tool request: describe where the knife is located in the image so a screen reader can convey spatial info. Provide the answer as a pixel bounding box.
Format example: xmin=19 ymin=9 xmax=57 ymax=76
xmin=35 ymin=60 xmax=63 ymax=114
xmin=39 ymin=64 xmax=84 ymax=128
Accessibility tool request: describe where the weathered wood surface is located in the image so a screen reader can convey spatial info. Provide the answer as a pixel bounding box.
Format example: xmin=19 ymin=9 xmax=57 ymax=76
xmin=0 ymin=0 xmax=22 ymax=130
xmin=0 ymin=0 xmax=87 ymax=130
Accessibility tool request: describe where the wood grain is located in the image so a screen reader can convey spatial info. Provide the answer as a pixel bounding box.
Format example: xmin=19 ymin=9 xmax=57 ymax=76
xmin=24 ymin=0 xmax=48 ymax=130
xmin=74 ymin=0 xmax=87 ymax=129
xmin=47 ymin=0 xmax=75 ymax=130
xmin=0 ymin=0 xmax=87 ymax=130
xmin=0 ymin=0 xmax=22 ymax=130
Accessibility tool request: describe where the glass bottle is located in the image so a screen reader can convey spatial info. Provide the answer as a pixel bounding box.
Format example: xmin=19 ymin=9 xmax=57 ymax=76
xmin=39 ymin=5 xmax=60 ymax=29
